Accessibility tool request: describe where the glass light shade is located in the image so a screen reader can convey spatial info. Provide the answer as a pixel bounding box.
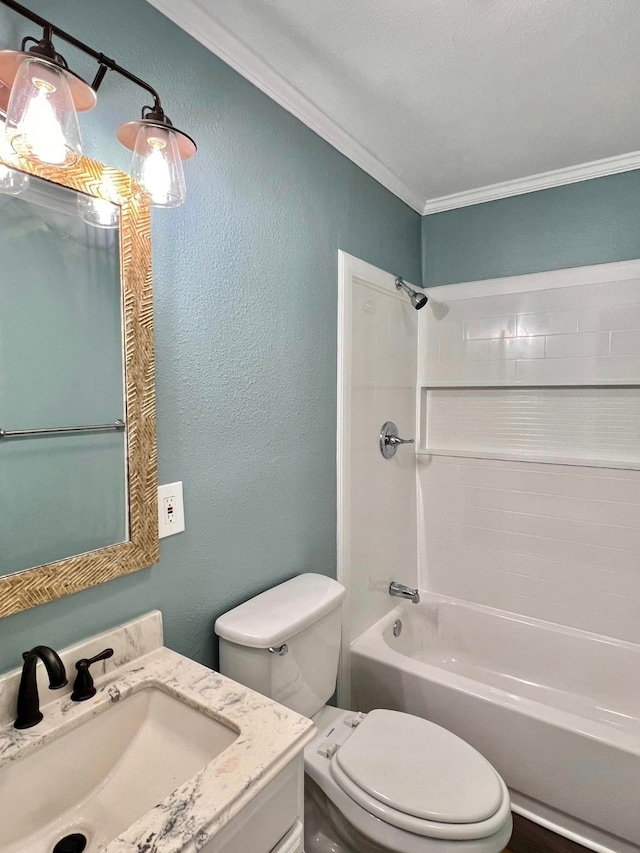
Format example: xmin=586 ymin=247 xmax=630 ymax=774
xmin=0 ymin=118 xmax=28 ymax=195
xmin=131 ymin=124 xmax=186 ymax=208
xmin=77 ymin=193 xmax=120 ymax=229
xmin=5 ymin=57 xmax=82 ymax=167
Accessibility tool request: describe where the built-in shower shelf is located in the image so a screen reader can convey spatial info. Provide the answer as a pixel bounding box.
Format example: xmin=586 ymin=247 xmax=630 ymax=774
xmin=416 ymin=447 xmax=640 ymax=471
xmin=418 ymin=384 xmax=640 ymax=472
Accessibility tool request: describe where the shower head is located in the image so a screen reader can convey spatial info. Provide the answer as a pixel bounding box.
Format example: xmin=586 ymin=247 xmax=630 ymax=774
xmin=395 ymin=277 xmax=428 ymax=310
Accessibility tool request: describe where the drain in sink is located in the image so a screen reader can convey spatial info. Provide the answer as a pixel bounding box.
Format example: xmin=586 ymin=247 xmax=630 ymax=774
xmin=52 ymin=833 xmax=87 ymax=853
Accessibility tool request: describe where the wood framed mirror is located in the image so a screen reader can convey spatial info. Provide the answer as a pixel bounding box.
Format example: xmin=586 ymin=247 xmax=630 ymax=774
xmin=0 ymin=147 xmax=158 ymax=617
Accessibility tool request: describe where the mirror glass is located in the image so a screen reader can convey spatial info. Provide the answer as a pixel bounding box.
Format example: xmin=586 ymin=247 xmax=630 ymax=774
xmin=0 ymin=171 xmax=127 ymax=577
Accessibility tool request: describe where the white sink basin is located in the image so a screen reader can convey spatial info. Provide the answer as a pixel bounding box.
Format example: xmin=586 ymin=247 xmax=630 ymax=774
xmin=1 ymin=686 xmax=238 ymax=853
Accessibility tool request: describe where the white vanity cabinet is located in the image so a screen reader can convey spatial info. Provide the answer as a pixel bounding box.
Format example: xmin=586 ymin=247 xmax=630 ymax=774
xmin=201 ymin=755 xmax=305 ymax=853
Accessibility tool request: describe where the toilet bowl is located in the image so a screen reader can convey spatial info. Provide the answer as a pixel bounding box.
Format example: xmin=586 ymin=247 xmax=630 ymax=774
xmin=215 ymin=574 xmax=512 ymax=853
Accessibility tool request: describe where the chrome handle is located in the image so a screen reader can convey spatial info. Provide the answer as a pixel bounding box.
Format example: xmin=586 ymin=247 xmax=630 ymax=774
xmin=387 ymin=435 xmax=414 ymax=447
xmin=268 ymin=644 xmax=288 ymax=656
xmin=379 ymin=421 xmax=415 ymax=459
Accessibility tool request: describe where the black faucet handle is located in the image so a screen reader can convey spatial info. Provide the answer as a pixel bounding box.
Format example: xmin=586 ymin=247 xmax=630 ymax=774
xmin=71 ymin=647 xmax=114 ymax=702
xmin=82 ymin=648 xmax=115 ymax=668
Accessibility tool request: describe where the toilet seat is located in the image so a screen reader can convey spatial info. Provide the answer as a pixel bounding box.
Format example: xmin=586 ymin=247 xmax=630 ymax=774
xmin=330 ymin=755 xmax=509 ymax=841
xmin=333 ymin=710 xmax=503 ymax=825
xmin=306 ymin=707 xmax=511 ymax=845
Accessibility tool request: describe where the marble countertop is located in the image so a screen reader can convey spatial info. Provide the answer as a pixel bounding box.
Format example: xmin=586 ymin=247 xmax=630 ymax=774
xmin=0 ymin=613 xmax=316 ymax=852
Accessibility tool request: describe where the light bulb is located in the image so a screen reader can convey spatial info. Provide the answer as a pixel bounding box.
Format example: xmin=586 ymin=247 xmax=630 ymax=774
xmin=5 ymin=57 xmax=82 ymax=167
xmin=77 ymin=192 xmax=119 ymax=229
xmin=142 ymin=137 xmax=171 ymax=204
xmin=18 ymin=78 xmax=66 ymax=164
xmin=131 ymin=124 xmax=185 ymax=208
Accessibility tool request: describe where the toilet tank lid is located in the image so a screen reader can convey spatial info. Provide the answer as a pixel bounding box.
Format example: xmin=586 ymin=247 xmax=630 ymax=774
xmin=215 ymin=573 xmax=346 ymax=648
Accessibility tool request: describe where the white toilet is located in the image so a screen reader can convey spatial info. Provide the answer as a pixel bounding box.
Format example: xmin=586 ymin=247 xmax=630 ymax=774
xmin=215 ymin=573 xmax=512 ymax=853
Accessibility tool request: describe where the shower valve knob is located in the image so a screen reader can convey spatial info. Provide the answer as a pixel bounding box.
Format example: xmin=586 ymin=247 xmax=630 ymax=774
xmin=379 ymin=421 xmax=414 ymax=459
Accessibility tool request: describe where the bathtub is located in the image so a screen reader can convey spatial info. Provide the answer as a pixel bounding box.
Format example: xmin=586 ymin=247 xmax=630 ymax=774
xmin=350 ymin=593 xmax=640 ymax=853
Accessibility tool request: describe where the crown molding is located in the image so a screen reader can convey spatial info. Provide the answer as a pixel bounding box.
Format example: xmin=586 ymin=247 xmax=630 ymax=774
xmin=422 ymin=150 xmax=640 ymax=215
xmin=144 ymin=0 xmax=424 ymax=213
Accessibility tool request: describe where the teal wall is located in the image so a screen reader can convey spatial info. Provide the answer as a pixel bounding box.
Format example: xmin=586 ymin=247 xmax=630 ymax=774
xmin=422 ymin=171 xmax=640 ymax=286
xmin=0 ymin=0 xmax=421 ymax=673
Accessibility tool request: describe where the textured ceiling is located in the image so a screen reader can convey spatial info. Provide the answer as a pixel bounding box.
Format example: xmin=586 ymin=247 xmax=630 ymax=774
xmin=148 ymin=0 xmax=640 ymax=212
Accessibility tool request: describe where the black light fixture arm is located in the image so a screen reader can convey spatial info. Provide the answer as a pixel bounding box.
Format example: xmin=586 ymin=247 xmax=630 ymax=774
xmin=0 ymin=0 xmax=163 ymax=111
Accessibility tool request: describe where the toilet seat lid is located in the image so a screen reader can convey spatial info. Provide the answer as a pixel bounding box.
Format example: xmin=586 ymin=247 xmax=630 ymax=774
xmin=334 ymin=710 xmax=503 ymax=824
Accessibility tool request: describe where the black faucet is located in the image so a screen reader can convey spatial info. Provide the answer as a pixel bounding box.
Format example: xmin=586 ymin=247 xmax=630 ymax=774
xmin=14 ymin=646 xmax=67 ymax=729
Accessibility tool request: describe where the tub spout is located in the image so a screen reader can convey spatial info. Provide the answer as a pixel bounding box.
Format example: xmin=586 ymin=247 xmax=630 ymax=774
xmin=389 ymin=581 xmax=420 ymax=604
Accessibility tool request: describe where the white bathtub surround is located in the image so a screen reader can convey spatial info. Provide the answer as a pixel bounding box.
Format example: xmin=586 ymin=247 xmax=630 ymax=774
xmin=417 ymin=454 xmax=640 ymax=644
xmin=337 ymin=252 xmax=418 ymax=702
xmin=0 ymin=613 xmax=315 ymax=853
xmin=351 ymin=597 xmax=640 ymax=853
xmin=415 ymin=259 xmax=640 ymax=643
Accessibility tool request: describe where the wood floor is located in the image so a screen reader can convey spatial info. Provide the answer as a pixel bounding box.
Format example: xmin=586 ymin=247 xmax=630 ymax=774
xmin=504 ymin=814 xmax=590 ymax=853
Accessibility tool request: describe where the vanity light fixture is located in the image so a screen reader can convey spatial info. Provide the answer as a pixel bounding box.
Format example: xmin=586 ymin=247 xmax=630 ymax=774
xmin=1 ymin=27 xmax=92 ymax=166
xmin=0 ymin=0 xmax=196 ymax=207
xmin=117 ymin=106 xmax=195 ymax=208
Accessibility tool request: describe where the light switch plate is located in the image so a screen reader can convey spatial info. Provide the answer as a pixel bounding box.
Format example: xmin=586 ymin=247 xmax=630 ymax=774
xmin=158 ymin=481 xmax=185 ymax=539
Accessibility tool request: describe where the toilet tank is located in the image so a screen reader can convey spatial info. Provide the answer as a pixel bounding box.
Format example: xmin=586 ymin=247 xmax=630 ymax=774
xmin=215 ymin=574 xmax=346 ymax=718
